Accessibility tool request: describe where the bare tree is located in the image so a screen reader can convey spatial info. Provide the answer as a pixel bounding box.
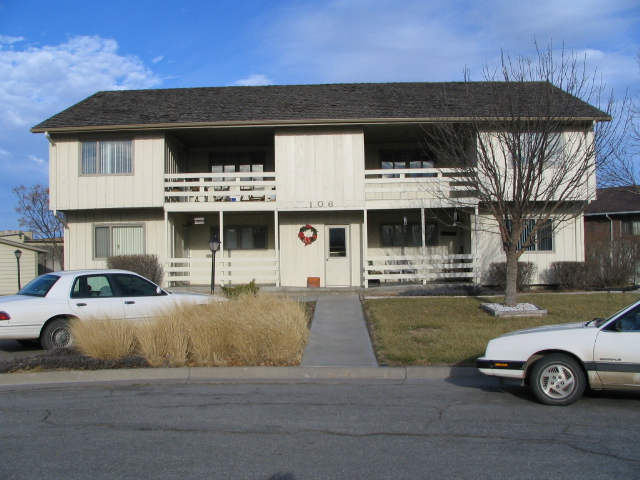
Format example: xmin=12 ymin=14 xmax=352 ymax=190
xmin=598 ymin=50 xmax=640 ymax=190
xmin=423 ymin=44 xmax=615 ymax=306
xmin=13 ymin=183 xmax=64 ymax=269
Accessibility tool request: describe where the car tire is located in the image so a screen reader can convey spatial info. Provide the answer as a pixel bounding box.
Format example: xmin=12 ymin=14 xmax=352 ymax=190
xmin=41 ymin=318 xmax=74 ymax=350
xmin=530 ymin=354 xmax=586 ymax=406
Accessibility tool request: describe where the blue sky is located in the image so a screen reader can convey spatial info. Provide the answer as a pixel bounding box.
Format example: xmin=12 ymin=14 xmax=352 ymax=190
xmin=0 ymin=0 xmax=639 ymax=230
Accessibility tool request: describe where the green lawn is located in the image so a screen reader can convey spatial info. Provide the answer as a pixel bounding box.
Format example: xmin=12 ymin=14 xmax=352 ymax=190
xmin=363 ymin=292 xmax=640 ymax=367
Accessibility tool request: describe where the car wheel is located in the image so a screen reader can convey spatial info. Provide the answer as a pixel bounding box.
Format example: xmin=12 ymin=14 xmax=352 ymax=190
xmin=41 ymin=319 xmax=74 ymax=350
xmin=530 ymin=354 xmax=586 ymax=406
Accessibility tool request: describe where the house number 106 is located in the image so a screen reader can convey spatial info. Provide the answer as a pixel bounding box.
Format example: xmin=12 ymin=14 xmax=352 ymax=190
xmin=310 ymin=201 xmax=334 ymax=208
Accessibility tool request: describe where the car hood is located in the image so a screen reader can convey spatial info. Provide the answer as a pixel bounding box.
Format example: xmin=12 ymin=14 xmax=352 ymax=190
xmin=499 ymin=321 xmax=589 ymax=338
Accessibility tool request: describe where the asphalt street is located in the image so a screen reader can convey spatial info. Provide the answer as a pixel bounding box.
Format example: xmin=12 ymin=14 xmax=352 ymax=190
xmin=1 ymin=378 xmax=639 ymax=479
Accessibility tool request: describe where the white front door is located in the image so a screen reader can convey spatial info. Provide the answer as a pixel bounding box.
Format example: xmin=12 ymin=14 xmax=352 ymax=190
xmin=325 ymin=225 xmax=351 ymax=286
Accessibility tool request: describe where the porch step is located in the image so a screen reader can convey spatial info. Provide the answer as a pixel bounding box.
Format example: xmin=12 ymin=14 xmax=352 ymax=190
xmin=301 ymin=293 xmax=378 ymax=367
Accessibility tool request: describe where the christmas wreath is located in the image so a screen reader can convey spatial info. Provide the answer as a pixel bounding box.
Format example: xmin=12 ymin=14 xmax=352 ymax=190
xmin=298 ymin=224 xmax=318 ymax=246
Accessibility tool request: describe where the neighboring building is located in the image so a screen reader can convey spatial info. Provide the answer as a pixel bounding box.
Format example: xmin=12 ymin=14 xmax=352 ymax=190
xmin=584 ymin=186 xmax=640 ymax=283
xmin=31 ymin=82 xmax=607 ymax=288
xmin=584 ymin=186 xmax=640 ymax=243
xmin=0 ymin=235 xmax=47 ymax=295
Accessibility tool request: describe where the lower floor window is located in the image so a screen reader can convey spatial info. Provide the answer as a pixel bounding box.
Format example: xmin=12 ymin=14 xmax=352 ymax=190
xmin=94 ymin=225 xmax=145 ymax=259
xmin=508 ymin=219 xmax=553 ymax=251
xmin=212 ymin=226 xmax=267 ymax=250
xmin=622 ymin=220 xmax=640 ymax=236
xmin=381 ymin=223 xmax=437 ymax=247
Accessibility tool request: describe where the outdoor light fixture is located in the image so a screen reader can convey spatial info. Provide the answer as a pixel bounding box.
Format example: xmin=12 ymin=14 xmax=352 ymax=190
xmin=14 ymin=249 xmax=22 ymax=291
xmin=209 ymin=235 xmax=220 ymax=295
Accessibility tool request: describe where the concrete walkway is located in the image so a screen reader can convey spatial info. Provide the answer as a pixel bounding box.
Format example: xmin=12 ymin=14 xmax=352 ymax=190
xmin=301 ymin=293 xmax=378 ymax=367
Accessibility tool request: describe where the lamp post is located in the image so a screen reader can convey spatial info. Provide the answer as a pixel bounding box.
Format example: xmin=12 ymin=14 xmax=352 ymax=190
xmin=14 ymin=249 xmax=22 ymax=291
xmin=209 ymin=235 xmax=220 ymax=295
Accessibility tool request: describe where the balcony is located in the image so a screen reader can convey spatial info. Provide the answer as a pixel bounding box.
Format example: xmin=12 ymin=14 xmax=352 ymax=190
xmin=164 ymin=172 xmax=276 ymax=210
xmin=364 ymin=167 xmax=476 ymax=206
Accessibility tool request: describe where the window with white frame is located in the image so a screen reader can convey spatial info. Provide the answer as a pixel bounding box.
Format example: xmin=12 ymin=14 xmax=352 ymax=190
xmin=209 ymin=152 xmax=266 ymax=181
xmin=622 ymin=220 xmax=640 ymax=236
xmin=508 ymin=219 xmax=553 ymax=251
xmin=94 ymin=225 xmax=144 ymax=259
xmin=380 ymin=223 xmax=437 ymax=247
xmin=380 ymin=150 xmax=436 ymax=178
xmin=211 ymin=226 xmax=267 ymax=250
xmin=510 ymin=133 xmax=563 ymax=168
xmin=82 ymin=140 xmax=133 ymax=175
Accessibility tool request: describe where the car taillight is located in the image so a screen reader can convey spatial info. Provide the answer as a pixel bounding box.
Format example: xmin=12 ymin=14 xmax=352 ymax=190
xmin=0 ymin=312 xmax=10 ymax=320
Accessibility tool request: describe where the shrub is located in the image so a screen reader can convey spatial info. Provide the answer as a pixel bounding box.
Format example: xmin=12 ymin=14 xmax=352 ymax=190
xmin=551 ymin=261 xmax=594 ymax=290
xmin=107 ymin=254 xmax=164 ymax=285
xmin=71 ymin=295 xmax=309 ymax=367
xmin=587 ymin=239 xmax=640 ymax=288
xmin=221 ymin=279 xmax=259 ymax=299
xmin=487 ymin=261 xmax=537 ymax=291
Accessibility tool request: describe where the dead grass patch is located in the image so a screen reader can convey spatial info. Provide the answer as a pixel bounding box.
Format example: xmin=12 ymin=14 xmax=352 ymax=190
xmin=364 ymin=292 xmax=640 ymax=366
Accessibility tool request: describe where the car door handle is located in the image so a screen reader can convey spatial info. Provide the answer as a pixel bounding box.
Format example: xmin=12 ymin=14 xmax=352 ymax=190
xmin=76 ymin=303 xmax=87 ymax=307
xmin=125 ymin=301 xmax=135 ymax=304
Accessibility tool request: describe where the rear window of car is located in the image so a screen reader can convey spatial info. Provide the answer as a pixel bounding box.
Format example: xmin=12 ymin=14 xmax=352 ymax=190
xmin=18 ymin=274 xmax=60 ymax=297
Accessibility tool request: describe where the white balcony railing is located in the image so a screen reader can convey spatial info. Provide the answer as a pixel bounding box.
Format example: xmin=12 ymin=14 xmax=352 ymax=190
xmin=364 ymin=254 xmax=477 ymax=286
xmin=166 ymin=256 xmax=279 ymax=287
xmin=364 ymin=167 xmax=475 ymax=200
xmin=165 ymin=173 xmax=276 ymax=204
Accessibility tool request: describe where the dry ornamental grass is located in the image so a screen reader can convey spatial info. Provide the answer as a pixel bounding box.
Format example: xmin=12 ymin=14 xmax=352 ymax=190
xmin=70 ymin=295 xmax=309 ymax=367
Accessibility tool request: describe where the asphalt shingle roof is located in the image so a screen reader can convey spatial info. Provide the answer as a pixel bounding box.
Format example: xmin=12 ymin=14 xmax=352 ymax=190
xmin=586 ymin=187 xmax=640 ymax=215
xmin=32 ymin=82 xmax=610 ymax=132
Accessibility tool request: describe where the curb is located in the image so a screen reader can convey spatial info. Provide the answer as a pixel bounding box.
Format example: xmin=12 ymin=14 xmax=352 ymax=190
xmin=0 ymin=366 xmax=484 ymax=389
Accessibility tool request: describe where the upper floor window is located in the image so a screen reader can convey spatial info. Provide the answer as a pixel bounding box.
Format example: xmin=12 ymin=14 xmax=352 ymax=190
xmin=380 ymin=150 xmax=436 ymax=178
xmin=94 ymin=224 xmax=144 ymax=259
xmin=210 ymin=152 xmax=265 ymax=181
xmin=510 ymin=133 xmax=563 ymax=168
xmin=622 ymin=220 xmax=640 ymax=236
xmin=82 ymin=140 xmax=133 ymax=175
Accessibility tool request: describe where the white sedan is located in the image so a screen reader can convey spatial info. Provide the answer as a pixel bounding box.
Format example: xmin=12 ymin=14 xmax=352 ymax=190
xmin=476 ymin=299 xmax=640 ymax=406
xmin=0 ymin=269 xmax=210 ymax=350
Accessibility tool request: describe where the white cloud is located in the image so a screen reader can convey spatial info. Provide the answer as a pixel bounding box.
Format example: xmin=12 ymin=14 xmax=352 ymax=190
xmin=265 ymin=0 xmax=640 ymax=95
xmin=0 ymin=35 xmax=24 ymax=45
xmin=234 ymin=74 xmax=275 ymax=86
xmin=28 ymin=155 xmax=45 ymax=165
xmin=152 ymin=55 xmax=164 ymax=64
xmin=0 ymin=35 xmax=162 ymax=129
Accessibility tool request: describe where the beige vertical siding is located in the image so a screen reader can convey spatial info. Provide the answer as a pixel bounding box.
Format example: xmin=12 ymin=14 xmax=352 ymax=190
xmin=0 ymin=245 xmax=40 ymax=295
xmin=275 ymin=128 xmax=365 ymax=209
xmin=64 ymin=209 xmax=166 ymax=271
xmin=476 ymin=212 xmax=585 ymax=285
xmin=50 ymin=134 xmax=165 ymax=210
xmin=279 ymin=211 xmax=363 ymax=287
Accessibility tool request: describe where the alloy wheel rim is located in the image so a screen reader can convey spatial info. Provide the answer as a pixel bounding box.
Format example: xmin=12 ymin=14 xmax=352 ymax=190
xmin=539 ymin=364 xmax=575 ymax=399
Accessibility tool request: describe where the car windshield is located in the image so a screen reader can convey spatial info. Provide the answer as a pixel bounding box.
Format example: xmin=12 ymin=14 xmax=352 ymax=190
xmin=18 ymin=274 xmax=60 ymax=297
xmin=593 ymin=301 xmax=640 ymax=328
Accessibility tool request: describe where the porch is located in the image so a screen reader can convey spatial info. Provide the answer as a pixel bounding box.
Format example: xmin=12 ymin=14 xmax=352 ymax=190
xmin=163 ymin=208 xmax=479 ymax=288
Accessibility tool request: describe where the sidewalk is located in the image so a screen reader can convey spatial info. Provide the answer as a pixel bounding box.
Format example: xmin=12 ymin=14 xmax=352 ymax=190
xmin=301 ymin=293 xmax=377 ymax=367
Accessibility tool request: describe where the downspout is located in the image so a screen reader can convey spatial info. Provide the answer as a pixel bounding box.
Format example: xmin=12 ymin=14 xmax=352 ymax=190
xmin=44 ymin=132 xmax=55 ymax=146
xmin=605 ymin=214 xmax=614 ymax=261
